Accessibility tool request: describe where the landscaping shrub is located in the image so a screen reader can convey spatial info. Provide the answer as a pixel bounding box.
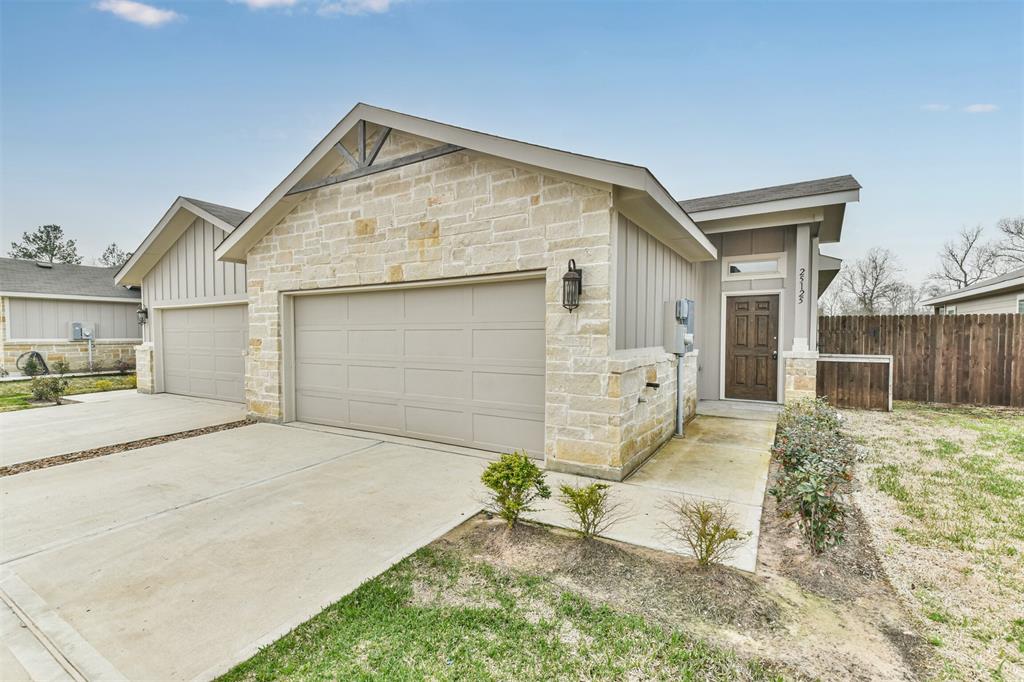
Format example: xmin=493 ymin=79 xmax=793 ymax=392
xmin=93 ymin=379 xmax=115 ymax=392
xmin=22 ymin=356 xmax=43 ymax=376
xmin=558 ymin=482 xmax=624 ymax=539
xmin=769 ymin=398 xmax=854 ymax=553
xmin=664 ymin=498 xmax=750 ymax=567
xmin=30 ymin=375 xmax=71 ymax=405
xmin=127 ymin=374 xmax=138 ymax=388
xmin=51 ymin=360 xmax=71 ymax=375
xmin=114 ymin=359 xmax=132 ymax=375
xmin=481 ymin=451 xmax=551 ymax=528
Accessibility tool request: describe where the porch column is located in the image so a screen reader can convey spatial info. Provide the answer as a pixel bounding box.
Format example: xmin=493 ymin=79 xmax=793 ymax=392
xmin=792 ymin=223 xmax=812 ymax=351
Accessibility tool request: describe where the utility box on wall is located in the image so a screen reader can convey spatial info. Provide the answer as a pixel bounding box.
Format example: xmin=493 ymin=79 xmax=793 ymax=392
xmin=663 ymin=299 xmax=695 ymax=354
xmin=69 ymin=322 xmax=96 ymax=341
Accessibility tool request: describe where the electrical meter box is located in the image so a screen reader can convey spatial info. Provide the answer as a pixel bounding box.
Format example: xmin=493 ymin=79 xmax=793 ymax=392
xmin=69 ymin=322 xmax=96 ymax=341
xmin=663 ymin=299 xmax=695 ymax=354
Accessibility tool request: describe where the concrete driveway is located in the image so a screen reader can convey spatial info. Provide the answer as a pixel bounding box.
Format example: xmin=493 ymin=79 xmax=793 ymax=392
xmin=0 ymin=392 xmax=247 ymax=467
xmin=0 ymin=424 xmax=486 ymax=681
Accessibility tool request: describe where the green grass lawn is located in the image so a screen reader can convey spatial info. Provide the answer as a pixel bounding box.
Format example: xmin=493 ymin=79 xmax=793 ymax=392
xmin=218 ymin=546 xmax=786 ymax=682
xmin=0 ymin=374 xmax=137 ymax=412
xmin=846 ymin=402 xmax=1024 ymax=680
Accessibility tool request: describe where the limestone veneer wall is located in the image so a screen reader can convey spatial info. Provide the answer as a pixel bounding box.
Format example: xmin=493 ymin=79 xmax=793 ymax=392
xmin=244 ymin=128 xmax=690 ymax=479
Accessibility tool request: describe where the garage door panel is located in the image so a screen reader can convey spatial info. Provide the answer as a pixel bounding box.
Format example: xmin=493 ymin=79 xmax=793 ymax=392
xmin=473 ymin=328 xmax=544 ymax=361
xmin=404 ymin=329 xmax=468 ymax=358
xmin=404 ymin=367 xmax=465 ymax=399
xmin=160 ymin=305 xmax=247 ymax=403
xmin=294 ymin=278 xmax=545 ymax=457
xmin=473 ymin=413 xmax=544 ymax=454
xmin=349 ymin=400 xmax=402 ymax=430
xmin=349 ymin=329 xmax=400 ymax=356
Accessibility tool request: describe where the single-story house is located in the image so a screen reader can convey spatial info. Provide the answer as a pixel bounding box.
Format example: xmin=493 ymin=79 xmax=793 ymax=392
xmin=922 ymin=266 xmax=1024 ymax=315
xmin=0 ymin=257 xmax=141 ymax=373
xmin=115 ymin=103 xmax=859 ymax=480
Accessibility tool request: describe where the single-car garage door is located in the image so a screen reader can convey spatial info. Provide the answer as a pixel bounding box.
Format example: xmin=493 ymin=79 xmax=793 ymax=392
xmin=293 ymin=278 xmax=545 ymax=457
xmin=161 ymin=304 xmax=247 ymax=402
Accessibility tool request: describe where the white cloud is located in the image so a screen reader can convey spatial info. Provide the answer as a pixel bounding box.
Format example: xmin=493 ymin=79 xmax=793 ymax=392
xmin=94 ymin=0 xmax=182 ymax=27
xmin=317 ymin=0 xmax=393 ymax=16
xmin=920 ymin=103 xmax=950 ymax=112
xmin=231 ymin=0 xmax=299 ymax=8
xmin=964 ymin=103 xmax=999 ymax=113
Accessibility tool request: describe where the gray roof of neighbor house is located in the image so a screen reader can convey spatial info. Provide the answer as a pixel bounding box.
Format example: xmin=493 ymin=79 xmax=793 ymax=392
xmin=181 ymin=197 xmax=250 ymax=228
xmin=0 ymin=257 xmax=140 ymax=300
xmin=921 ymin=266 xmax=1024 ymax=306
xmin=679 ymin=175 xmax=862 ymax=213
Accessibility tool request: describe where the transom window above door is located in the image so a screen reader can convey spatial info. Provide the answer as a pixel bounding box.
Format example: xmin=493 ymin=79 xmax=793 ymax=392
xmin=722 ymin=252 xmax=786 ymax=281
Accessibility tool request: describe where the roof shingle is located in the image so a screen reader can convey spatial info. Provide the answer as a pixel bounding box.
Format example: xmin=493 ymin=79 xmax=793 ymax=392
xmin=182 ymin=197 xmax=250 ymax=229
xmin=678 ymin=175 xmax=861 ymax=213
xmin=0 ymin=258 xmax=140 ymax=300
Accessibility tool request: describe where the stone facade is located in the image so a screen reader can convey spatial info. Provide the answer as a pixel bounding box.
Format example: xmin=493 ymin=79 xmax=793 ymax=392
xmin=783 ymin=351 xmax=819 ymax=403
xmin=244 ymin=127 xmax=692 ymax=479
xmin=0 ymin=298 xmax=137 ymax=374
xmin=135 ymin=342 xmax=155 ymax=393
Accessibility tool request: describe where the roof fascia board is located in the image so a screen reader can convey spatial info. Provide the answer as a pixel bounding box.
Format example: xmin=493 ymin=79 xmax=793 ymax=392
xmin=922 ymin=276 xmax=1024 ymax=305
xmin=1 ymin=291 xmax=139 ymax=303
xmin=695 ymin=207 xmax=826 ymax=234
xmin=686 ymin=189 xmax=860 ymax=223
xmin=115 ymin=197 xmax=240 ymax=286
xmin=216 ymin=103 xmax=716 ymax=262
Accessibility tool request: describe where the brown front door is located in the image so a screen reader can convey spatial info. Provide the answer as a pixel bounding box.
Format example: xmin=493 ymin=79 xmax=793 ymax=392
xmin=724 ymin=294 xmax=779 ymax=401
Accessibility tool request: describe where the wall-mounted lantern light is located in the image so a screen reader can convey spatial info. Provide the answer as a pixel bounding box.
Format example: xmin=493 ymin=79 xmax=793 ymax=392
xmin=137 ymin=306 xmax=149 ymax=326
xmin=561 ymin=259 xmax=582 ymax=311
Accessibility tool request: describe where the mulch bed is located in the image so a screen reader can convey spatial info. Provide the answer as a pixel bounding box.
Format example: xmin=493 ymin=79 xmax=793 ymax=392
xmin=0 ymin=419 xmax=255 ymax=477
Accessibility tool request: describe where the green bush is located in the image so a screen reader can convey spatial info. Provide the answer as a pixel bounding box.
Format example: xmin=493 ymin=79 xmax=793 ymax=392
xmin=93 ymin=379 xmax=115 ymax=392
xmin=769 ymin=398 xmax=854 ymax=554
xmin=30 ymin=375 xmax=71 ymax=405
xmin=664 ymin=498 xmax=750 ymax=567
xmin=22 ymin=356 xmax=43 ymax=376
xmin=481 ymin=451 xmax=551 ymax=528
xmin=51 ymin=359 xmax=71 ymax=375
xmin=558 ymin=482 xmax=623 ymax=539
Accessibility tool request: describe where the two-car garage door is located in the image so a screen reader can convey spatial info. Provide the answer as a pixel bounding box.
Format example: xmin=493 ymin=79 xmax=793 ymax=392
xmin=161 ymin=305 xmax=247 ymax=402
xmin=293 ymin=278 xmax=545 ymax=457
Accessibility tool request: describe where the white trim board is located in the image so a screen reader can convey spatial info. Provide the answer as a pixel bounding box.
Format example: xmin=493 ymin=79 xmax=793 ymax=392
xmin=719 ymin=289 xmax=785 ymax=404
xmin=1 ymin=292 xmax=139 ymax=304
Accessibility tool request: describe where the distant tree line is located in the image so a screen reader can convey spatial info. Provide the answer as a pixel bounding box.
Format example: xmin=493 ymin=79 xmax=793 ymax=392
xmin=821 ymin=215 xmax=1023 ymax=315
xmin=8 ymin=225 xmax=132 ymax=268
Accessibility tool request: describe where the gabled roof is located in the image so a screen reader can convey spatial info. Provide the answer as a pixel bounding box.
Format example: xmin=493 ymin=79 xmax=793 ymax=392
xmin=115 ymin=196 xmax=251 ymax=287
xmin=0 ymin=257 xmax=139 ymax=301
xmin=921 ymin=266 xmax=1024 ymax=306
xmin=214 ymin=103 xmax=717 ymax=264
xmin=679 ymin=175 xmax=862 ymax=213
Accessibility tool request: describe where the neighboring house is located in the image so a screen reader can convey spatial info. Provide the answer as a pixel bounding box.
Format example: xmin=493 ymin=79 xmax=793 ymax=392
xmin=922 ymin=267 xmax=1024 ymax=315
xmin=0 ymin=258 xmax=141 ymax=373
xmin=115 ymin=103 xmax=859 ymax=481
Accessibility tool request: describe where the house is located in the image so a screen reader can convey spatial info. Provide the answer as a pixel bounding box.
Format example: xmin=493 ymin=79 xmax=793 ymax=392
xmin=922 ymin=267 xmax=1024 ymax=315
xmin=115 ymin=103 xmax=859 ymax=480
xmin=0 ymin=258 xmax=141 ymax=373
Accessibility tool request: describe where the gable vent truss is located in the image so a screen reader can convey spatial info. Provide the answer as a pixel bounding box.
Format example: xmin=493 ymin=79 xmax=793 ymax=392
xmin=286 ymin=121 xmax=463 ymax=196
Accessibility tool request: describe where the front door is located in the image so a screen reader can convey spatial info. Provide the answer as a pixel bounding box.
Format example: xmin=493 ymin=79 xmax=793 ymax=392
xmin=724 ymin=294 xmax=779 ymax=401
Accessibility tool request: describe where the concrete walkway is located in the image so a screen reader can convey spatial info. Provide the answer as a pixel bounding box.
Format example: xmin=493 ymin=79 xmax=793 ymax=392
xmin=0 ymin=392 xmax=247 ymax=466
xmin=0 ymin=424 xmax=486 ymax=681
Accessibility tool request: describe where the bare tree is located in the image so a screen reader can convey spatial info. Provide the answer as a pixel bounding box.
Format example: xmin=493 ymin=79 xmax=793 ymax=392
xmin=882 ymin=281 xmax=929 ymax=314
xmin=838 ymin=247 xmax=904 ymax=314
xmin=818 ymin=285 xmax=849 ymax=316
xmin=996 ymin=216 xmax=1024 ymax=267
xmin=932 ymin=225 xmax=1002 ymax=289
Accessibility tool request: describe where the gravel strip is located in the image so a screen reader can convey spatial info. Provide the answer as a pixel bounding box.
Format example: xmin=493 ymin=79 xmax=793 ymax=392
xmin=0 ymin=419 xmax=255 ymax=477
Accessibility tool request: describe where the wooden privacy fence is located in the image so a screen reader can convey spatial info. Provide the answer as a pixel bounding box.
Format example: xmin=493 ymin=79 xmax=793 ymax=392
xmin=817 ymin=314 xmax=1024 ymax=407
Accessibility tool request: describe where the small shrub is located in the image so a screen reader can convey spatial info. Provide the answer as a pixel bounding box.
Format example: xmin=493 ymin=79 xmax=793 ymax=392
xmin=664 ymin=498 xmax=750 ymax=567
xmin=480 ymin=451 xmax=551 ymax=528
xmin=114 ymin=359 xmax=132 ymax=375
xmin=30 ymin=375 xmax=71 ymax=405
xmin=94 ymin=379 xmax=115 ymax=392
xmin=51 ymin=359 xmax=71 ymax=375
xmin=558 ymin=482 xmax=624 ymax=539
xmin=770 ymin=398 xmax=854 ymax=554
xmin=127 ymin=374 xmax=138 ymax=388
xmin=0 ymin=365 xmax=8 ymax=377
xmin=22 ymin=356 xmax=43 ymax=377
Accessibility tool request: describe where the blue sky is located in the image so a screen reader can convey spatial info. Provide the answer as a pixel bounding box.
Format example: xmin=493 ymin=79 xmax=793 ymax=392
xmin=2 ymin=0 xmax=1021 ymax=282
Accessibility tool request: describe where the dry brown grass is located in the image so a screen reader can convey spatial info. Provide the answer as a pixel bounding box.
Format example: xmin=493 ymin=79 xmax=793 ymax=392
xmin=845 ymin=402 xmax=1024 ymax=680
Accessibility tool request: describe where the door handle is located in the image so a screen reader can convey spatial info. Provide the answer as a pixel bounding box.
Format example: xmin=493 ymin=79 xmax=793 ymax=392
xmin=772 ymin=351 xmax=778 ymax=360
